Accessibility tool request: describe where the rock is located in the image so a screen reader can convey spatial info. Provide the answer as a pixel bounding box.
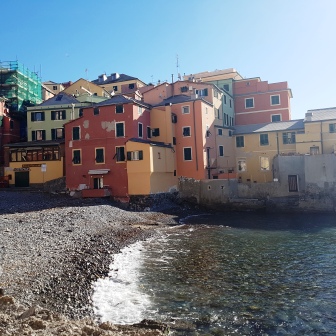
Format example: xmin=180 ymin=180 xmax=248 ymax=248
xmin=0 ymin=295 xmax=15 ymax=305
xmin=17 ymin=305 xmax=36 ymax=319
xmin=28 ymin=317 xmax=47 ymax=330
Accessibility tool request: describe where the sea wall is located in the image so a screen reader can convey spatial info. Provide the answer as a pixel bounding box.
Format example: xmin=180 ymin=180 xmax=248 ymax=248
xmin=178 ymin=177 xmax=336 ymax=212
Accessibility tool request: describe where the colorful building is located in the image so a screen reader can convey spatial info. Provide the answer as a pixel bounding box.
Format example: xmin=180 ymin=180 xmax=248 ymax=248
xmin=64 ymin=95 xmax=158 ymax=198
xmin=91 ymin=73 xmax=146 ymax=98
xmin=233 ymin=120 xmax=304 ymax=183
xmin=234 ymin=78 xmax=292 ymax=125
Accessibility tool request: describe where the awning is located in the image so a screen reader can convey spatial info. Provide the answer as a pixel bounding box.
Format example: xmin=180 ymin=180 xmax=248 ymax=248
xmin=88 ymin=169 xmax=110 ymax=175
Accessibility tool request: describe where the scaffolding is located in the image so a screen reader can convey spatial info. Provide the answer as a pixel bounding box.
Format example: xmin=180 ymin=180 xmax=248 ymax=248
xmin=0 ymin=61 xmax=42 ymax=113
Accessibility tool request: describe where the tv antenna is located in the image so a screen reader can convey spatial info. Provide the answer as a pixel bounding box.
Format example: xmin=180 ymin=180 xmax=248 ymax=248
xmin=176 ymin=54 xmax=181 ymax=80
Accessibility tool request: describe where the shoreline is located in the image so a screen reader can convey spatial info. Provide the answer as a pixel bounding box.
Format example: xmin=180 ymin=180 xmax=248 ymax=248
xmin=0 ymin=190 xmax=192 ymax=335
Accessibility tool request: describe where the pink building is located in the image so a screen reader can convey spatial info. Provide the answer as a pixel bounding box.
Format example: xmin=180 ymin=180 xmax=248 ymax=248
xmin=0 ymin=99 xmax=21 ymax=173
xmin=64 ymin=95 xmax=151 ymax=198
xmin=233 ymin=78 xmax=293 ymax=125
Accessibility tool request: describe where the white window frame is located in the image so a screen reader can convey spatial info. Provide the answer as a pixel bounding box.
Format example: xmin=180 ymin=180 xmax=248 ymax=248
xmin=183 ymin=147 xmax=192 ymax=161
xmin=271 ymin=114 xmax=282 ymax=122
xmin=182 ymin=126 xmax=191 ymax=137
xmin=270 ymin=94 xmax=280 ymax=106
xmin=182 ymin=105 xmax=190 ymax=114
xmin=237 ymin=158 xmax=247 ymax=172
xmin=245 ymin=97 xmax=254 ymax=109
xmin=260 ymin=156 xmax=270 ymax=171
xmin=115 ymin=121 xmax=125 ymax=138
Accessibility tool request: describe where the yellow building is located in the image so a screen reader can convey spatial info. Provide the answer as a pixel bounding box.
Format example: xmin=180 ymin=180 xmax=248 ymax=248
xmin=296 ymin=108 xmax=336 ymax=155
xmin=234 ymin=120 xmax=304 ymax=183
xmin=126 ymin=138 xmax=177 ymax=195
xmin=63 ymin=78 xmax=110 ymax=98
xmin=4 ymin=141 xmax=64 ymax=187
xmin=91 ymin=72 xmax=146 ymax=97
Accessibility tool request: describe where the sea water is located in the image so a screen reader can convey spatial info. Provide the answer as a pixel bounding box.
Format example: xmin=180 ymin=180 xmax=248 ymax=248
xmin=93 ymin=212 xmax=336 ymax=335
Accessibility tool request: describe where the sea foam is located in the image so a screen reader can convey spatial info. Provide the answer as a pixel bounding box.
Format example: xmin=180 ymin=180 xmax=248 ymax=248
xmin=92 ymin=241 xmax=152 ymax=324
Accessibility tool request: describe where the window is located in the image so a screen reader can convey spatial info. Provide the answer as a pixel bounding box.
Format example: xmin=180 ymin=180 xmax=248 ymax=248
xmin=237 ymin=159 xmax=247 ymax=172
xmin=129 ymin=83 xmax=135 ymax=89
xmin=95 ymin=148 xmax=105 ymax=163
xmin=116 ymin=104 xmax=124 ymax=113
xmin=93 ymin=177 xmax=103 ymax=189
xmin=271 ymin=95 xmax=280 ymax=105
xmin=152 ymin=128 xmax=160 ymax=137
xmin=53 ymin=85 xmax=57 ymax=90
xmin=138 ymin=123 xmax=143 ymax=138
xmin=51 ymin=110 xmax=66 ymax=120
xmin=72 ymin=127 xmax=80 ymax=140
xmin=260 ymin=157 xmax=270 ymax=171
xmin=224 ymin=95 xmax=227 ymax=104
xmin=72 ymin=150 xmax=81 ymax=164
xmin=113 ymin=85 xmax=118 ymax=92
xmin=115 ymin=147 xmax=125 ymax=162
xmin=181 ymin=86 xmax=188 ymax=93
xmin=216 ymin=109 xmax=221 ymax=119
xmin=236 ymin=136 xmax=244 ymax=148
xmin=214 ymin=90 xmax=218 ymax=98
xmin=138 ymin=106 xmax=143 ymax=115
xmin=182 ymin=106 xmax=190 ymax=114
xmin=260 ymin=133 xmax=269 ymax=146
xmin=147 ymin=126 xmax=152 ymax=139
xmin=310 ymin=146 xmax=319 ymax=155
xmin=79 ymin=108 xmax=84 ymax=117
xmin=219 ymin=145 xmax=224 ymax=157
xmin=31 ymin=112 xmax=45 ymax=122
xmin=32 ymin=130 xmax=46 ymax=141
xmin=206 ymin=126 xmax=211 ymax=137
xmin=329 ymin=124 xmax=336 ymax=133
xmin=245 ymin=98 xmax=254 ymax=108
xmin=230 ymin=99 xmax=232 ymax=108
xmin=271 ymin=114 xmax=281 ymax=122
xmin=218 ymin=129 xmax=223 ymax=136
xmin=115 ymin=122 xmax=125 ymax=137
xmin=51 ymin=128 xmax=64 ymax=140
xmin=94 ymin=107 xmax=100 ymax=115
xmin=127 ymin=150 xmax=143 ymax=161
xmin=183 ymin=126 xmax=191 ymax=137
xmin=283 ymin=132 xmax=296 ymax=144
xmin=196 ymin=88 xmax=208 ymax=96
xmin=183 ymin=147 xmax=192 ymax=161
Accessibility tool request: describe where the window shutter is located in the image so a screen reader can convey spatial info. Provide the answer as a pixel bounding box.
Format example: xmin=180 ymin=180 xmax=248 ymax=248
xmin=31 ymin=113 xmax=34 ymax=122
xmin=42 ymin=113 xmax=45 ymax=121
xmin=127 ymin=151 xmax=132 ymax=161
xmin=61 ymin=128 xmax=65 ymax=138
xmin=32 ymin=131 xmax=36 ymax=141
xmin=42 ymin=130 xmax=46 ymax=140
xmin=204 ymin=88 xmax=208 ymax=96
xmin=51 ymin=111 xmax=55 ymax=120
xmin=51 ymin=129 xmax=56 ymax=140
xmin=139 ymin=150 xmax=143 ymax=160
xmin=62 ymin=110 xmax=66 ymax=119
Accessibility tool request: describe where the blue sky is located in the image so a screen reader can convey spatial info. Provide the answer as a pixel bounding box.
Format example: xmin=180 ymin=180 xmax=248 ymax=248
xmin=2 ymin=0 xmax=336 ymax=120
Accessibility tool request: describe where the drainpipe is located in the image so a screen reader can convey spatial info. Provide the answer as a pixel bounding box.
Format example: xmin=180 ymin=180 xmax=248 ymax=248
xmin=320 ymin=121 xmax=324 ymax=154
xmin=192 ymin=100 xmax=198 ymax=171
xmin=276 ymin=132 xmax=280 ymax=155
xmin=206 ymin=147 xmax=211 ymax=179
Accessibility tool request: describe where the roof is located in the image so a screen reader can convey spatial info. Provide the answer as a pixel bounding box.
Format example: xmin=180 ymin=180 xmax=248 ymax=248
xmin=305 ymin=107 xmax=336 ymax=122
xmin=128 ymin=138 xmax=173 ymax=148
xmin=234 ymin=120 xmax=304 ymax=135
xmin=92 ymin=73 xmax=141 ymax=85
xmin=93 ymin=95 xmax=151 ymax=108
xmin=153 ymin=94 xmax=213 ymax=107
xmin=38 ymin=92 xmax=80 ymax=106
xmin=5 ymin=139 xmax=64 ymax=148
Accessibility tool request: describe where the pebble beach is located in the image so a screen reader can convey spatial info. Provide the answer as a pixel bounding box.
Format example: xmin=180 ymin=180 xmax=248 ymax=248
xmin=0 ymin=190 xmax=182 ymax=335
